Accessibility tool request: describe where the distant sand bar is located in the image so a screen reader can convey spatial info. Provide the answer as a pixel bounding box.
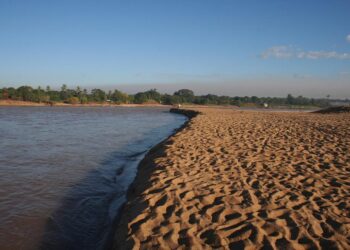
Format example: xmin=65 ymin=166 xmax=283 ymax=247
xmin=114 ymin=107 xmax=350 ymax=249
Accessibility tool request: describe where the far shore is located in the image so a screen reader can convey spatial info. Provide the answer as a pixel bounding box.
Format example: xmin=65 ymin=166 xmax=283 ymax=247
xmin=0 ymin=100 xmax=322 ymax=112
xmin=0 ymin=99 xmax=170 ymax=107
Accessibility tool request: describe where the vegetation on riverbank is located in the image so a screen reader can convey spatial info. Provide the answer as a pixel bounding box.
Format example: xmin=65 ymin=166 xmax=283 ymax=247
xmin=0 ymin=85 xmax=343 ymax=108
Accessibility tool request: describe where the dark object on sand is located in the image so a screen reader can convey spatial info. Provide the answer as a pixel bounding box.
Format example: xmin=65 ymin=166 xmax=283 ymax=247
xmin=314 ymin=106 xmax=350 ymax=114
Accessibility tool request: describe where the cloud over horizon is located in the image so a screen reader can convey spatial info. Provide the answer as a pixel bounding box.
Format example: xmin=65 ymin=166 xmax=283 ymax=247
xmin=261 ymin=46 xmax=350 ymax=60
xmin=347 ymin=34 xmax=350 ymax=42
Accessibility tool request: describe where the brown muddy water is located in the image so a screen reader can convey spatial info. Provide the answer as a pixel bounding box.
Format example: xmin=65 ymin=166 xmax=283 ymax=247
xmin=0 ymin=106 xmax=186 ymax=250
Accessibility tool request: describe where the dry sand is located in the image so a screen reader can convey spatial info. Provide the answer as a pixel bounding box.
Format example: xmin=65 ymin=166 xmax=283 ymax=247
xmin=0 ymin=100 xmax=48 ymax=106
xmin=113 ymin=107 xmax=350 ymax=250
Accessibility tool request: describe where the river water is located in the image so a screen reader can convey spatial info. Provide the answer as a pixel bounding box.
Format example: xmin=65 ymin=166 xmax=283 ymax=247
xmin=0 ymin=106 xmax=186 ymax=250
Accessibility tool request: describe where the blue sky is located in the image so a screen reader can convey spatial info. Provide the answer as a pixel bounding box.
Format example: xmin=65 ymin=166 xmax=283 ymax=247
xmin=1 ymin=0 xmax=349 ymax=97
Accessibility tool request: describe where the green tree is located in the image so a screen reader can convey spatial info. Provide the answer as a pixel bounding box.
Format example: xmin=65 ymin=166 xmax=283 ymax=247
xmin=91 ymin=89 xmax=106 ymax=102
xmin=161 ymin=94 xmax=181 ymax=105
xmin=251 ymin=96 xmax=259 ymax=103
xmin=0 ymin=88 xmax=8 ymax=99
xmin=47 ymin=90 xmax=61 ymax=102
xmin=16 ymin=86 xmax=34 ymax=101
xmin=75 ymin=86 xmax=86 ymax=103
xmin=75 ymin=86 xmax=82 ymax=97
xmin=61 ymin=84 xmax=67 ymax=92
xmin=111 ymin=89 xmax=129 ymax=104
xmin=107 ymin=90 xmax=112 ymax=100
xmin=7 ymin=87 xmax=17 ymax=99
xmin=35 ymin=86 xmax=44 ymax=102
xmin=133 ymin=92 xmax=148 ymax=104
xmin=60 ymin=84 xmax=69 ymax=101
xmin=173 ymin=89 xmax=195 ymax=103
xmin=134 ymin=89 xmax=161 ymax=104
xmin=286 ymin=94 xmax=294 ymax=105
xmin=146 ymin=89 xmax=161 ymax=103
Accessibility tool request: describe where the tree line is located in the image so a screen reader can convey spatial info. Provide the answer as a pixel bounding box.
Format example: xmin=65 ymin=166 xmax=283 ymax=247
xmin=0 ymin=85 xmax=332 ymax=107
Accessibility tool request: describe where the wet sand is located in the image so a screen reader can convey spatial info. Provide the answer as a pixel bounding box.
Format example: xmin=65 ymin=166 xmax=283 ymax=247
xmin=113 ymin=107 xmax=350 ymax=249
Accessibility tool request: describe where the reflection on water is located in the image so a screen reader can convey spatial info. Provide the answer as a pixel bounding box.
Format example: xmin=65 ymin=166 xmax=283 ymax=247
xmin=0 ymin=107 xmax=186 ymax=250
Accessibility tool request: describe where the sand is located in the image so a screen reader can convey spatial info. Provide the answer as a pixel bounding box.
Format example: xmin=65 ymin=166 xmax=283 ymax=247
xmin=113 ymin=107 xmax=350 ymax=250
xmin=0 ymin=100 xmax=48 ymax=106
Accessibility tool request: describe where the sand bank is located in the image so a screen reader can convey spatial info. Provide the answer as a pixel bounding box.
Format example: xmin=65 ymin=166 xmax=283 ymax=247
xmin=0 ymin=100 xmax=49 ymax=106
xmin=113 ymin=107 xmax=350 ymax=249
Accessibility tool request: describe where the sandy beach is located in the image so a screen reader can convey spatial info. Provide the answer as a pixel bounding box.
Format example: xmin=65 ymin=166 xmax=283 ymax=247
xmin=113 ymin=107 xmax=350 ymax=249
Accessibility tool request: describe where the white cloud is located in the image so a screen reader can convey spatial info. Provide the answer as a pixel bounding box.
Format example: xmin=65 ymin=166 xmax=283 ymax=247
xmin=260 ymin=46 xmax=294 ymax=59
xmin=261 ymin=46 xmax=350 ymax=60
xmin=347 ymin=34 xmax=350 ymax=42
xmin=297 ymin=51 xmax=350 ymax=59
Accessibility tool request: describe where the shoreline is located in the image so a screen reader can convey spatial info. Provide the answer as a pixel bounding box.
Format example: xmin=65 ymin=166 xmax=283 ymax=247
xmin=0 ymin=100 xmax=323 ymax=111
xmin=106 ymin=108 xmax=199 ymax=250
xmin=112 ymin=107 xmax=350 ymax=249
xmin=0 ymin=100 xmax=171 ymax=107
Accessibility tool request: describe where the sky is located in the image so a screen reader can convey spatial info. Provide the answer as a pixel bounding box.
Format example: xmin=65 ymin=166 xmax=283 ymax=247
xmin=0 ymin=0 xmax=350 ymax=98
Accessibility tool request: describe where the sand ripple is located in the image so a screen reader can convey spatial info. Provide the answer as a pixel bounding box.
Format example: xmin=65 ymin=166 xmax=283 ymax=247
xmin=114 ymin=108 xmax=350 ymax=250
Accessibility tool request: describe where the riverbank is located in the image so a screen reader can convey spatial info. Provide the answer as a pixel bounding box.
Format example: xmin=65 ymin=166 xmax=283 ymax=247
xmin=0 ymin=100 xmax=170 ymax=107
xmin=0 ymin=100 xmax=50 ymax=106
xmin=113 ymin=107 xmax=350 ymax=249
xmin=0 ymin=100 xmax=323 ymax=111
